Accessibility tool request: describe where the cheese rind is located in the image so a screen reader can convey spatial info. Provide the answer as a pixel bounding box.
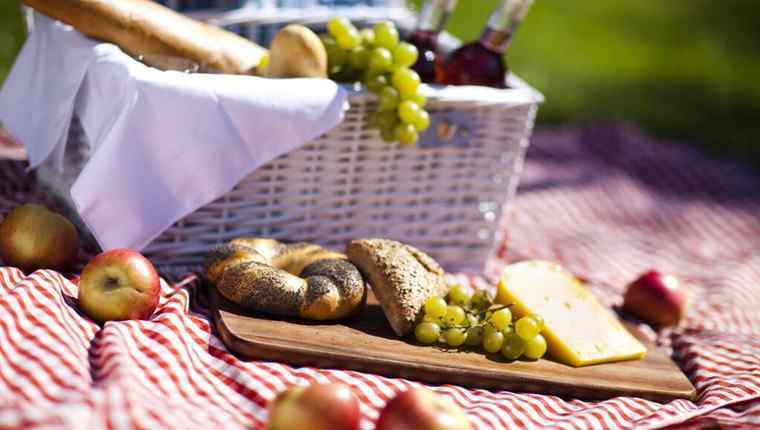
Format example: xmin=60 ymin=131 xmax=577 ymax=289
xmin=497 ymin=261 xmax=646 ymax=367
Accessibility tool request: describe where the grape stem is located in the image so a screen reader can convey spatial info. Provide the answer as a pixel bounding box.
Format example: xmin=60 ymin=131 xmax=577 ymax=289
xmin=465 ymin=303 xmax=513 ymax=321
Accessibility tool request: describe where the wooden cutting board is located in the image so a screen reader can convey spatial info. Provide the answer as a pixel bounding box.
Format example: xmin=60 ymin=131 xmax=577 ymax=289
xmin=209 ymin=288 xmax=696 ymax=403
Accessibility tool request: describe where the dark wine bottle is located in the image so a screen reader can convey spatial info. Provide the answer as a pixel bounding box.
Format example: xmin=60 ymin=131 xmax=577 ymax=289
xmin=407 ymin=0 xmax=458 ymax=83
xmin=438 ymin=0 xmax=533 ymax=88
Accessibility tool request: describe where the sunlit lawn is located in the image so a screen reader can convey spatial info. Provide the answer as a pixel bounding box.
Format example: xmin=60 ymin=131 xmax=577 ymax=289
xmin=437 ymin=0 xmax=760 ymax=165
xmin=0 ymin=2 xmax=25 ymax=88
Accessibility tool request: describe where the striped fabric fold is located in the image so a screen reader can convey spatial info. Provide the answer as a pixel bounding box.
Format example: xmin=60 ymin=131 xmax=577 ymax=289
xmin=1 ymin=124 xmax=759 ymax=429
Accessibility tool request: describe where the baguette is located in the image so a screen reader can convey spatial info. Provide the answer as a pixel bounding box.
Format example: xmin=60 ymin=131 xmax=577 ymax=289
xmin=23 ymin=0 xmax=268 ymax=75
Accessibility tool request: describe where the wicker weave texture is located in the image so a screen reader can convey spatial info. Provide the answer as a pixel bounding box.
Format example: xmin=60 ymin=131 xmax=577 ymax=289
xmin=39 ymin=90 xmax=537 ymax=273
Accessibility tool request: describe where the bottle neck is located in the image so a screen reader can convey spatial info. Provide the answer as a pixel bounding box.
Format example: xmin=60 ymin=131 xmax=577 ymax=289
xmin=479 ymin=28 xmax=513 ymax=53
xmin=479 ymin=0 xmax=531 ymax=53
xmin=416 ymin=0 xmax=457 ymax=34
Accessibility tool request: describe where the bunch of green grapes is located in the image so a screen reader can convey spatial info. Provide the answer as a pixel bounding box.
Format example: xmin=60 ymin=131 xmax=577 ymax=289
xmin=415 ymin=285 xmax=548 ymax=361
xmin=321 ymin=18 xmax=430 ymax=146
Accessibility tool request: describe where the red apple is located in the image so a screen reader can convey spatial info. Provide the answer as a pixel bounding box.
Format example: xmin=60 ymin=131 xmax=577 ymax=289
xmin=623 ymin=270 xmax=689 ymax=328
xmin=376 ymin=389 xmax=472 ymax=430
xmin=0 ymin=204 xmax=80 ymax=272
xmin=78 ymin=249 xmax=160 ymax=323
xmin=268 ymin=383 xmax=360 ymax=430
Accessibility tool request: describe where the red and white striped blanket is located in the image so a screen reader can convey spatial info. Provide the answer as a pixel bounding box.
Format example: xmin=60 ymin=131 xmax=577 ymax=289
xmin=1 ymin=124 xmax=758 ymax=429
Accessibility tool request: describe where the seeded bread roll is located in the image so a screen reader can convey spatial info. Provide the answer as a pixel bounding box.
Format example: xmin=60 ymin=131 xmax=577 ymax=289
xmin=346 ymin=239 xmax=448 ymax=337
xmin=203 ymin=238 xmax=366 ymax=320
xmin=23 ymin=0 xmax=268 ymax=75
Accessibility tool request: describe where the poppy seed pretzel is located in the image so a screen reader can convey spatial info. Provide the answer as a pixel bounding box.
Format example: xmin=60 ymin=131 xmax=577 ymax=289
xmin=203 ymin=238 xmax=366 ymax=320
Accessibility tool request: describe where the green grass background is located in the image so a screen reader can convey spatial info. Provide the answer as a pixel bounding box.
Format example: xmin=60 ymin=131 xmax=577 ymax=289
xmin=417 ymin=0 xmax=760 ymax=165
xmin=2 ymin=1 xmax=759 ymax=164
xmin=0 ymin=1 xmax=25 ymax=87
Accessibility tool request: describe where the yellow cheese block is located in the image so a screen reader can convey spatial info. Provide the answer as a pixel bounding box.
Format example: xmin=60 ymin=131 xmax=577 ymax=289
xmin=497 ymin=261 xmax=646 ymax=367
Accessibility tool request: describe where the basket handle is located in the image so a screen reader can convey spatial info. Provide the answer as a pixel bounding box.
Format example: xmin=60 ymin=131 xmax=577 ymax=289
xmin=418 ymin=110 xmax=474 ymax=148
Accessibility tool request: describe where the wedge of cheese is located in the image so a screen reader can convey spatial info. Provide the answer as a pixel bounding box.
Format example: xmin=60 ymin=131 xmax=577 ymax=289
xmin=496 ymin=261 xmax=646 ymax=367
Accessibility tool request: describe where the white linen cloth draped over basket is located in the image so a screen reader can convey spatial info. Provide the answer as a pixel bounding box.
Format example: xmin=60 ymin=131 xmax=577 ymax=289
xmin=0 ymin=14 xmax=543 ymax=273
xmin=0 ymin=14 xmax=348 ymax=251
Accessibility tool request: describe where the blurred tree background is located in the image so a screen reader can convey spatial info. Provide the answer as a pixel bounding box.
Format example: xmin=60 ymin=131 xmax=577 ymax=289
xmin=2 ymin=1 xmax=758 ymax=165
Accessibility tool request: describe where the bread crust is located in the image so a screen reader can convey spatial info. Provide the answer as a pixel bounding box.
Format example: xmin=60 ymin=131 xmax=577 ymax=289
xmin=23 ymin=0 xmax=267 ymax=75
xmin=203 ymin=238 xmax=366 ymax=320
xmin=346 ymin=239 xmax=448 ymax=337
xmin=268 ymin=24 xmax=327 ymax=78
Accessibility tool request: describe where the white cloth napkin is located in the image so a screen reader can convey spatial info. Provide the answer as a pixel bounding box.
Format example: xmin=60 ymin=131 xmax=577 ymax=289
xmin=0 ymin=14 xmax=347 ymax=251
xmin=418 ymin=74 xmax=545 ymax=105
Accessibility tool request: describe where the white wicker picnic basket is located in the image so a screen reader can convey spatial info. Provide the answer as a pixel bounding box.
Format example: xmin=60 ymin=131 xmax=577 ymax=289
xmin=35 ymin=6 xmax=542 ymax=273
xmin=39 ymin=78 xmax=540 ymax=274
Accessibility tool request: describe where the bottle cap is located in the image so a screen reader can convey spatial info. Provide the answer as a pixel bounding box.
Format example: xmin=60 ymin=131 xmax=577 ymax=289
xmin=418 ymin=0 xmax=458 ymax=32
xmin=434 ymin=0 xmax=458 ymax=13
xmin=489 ymin=0 xmax=534 ymax=31
xmin=511 ymin=0 xmax=534 ymax=23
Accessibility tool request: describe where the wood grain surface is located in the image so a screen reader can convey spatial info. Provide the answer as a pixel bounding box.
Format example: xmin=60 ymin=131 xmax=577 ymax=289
xmin=209 ymin=287 xmax=696 ymax=403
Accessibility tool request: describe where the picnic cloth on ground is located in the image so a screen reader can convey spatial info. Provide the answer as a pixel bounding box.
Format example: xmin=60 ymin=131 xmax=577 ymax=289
xmin=0 ymin=14 xmax=347 ymax=252
xmin=0 ymin=124 xmax=759 ymax=429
